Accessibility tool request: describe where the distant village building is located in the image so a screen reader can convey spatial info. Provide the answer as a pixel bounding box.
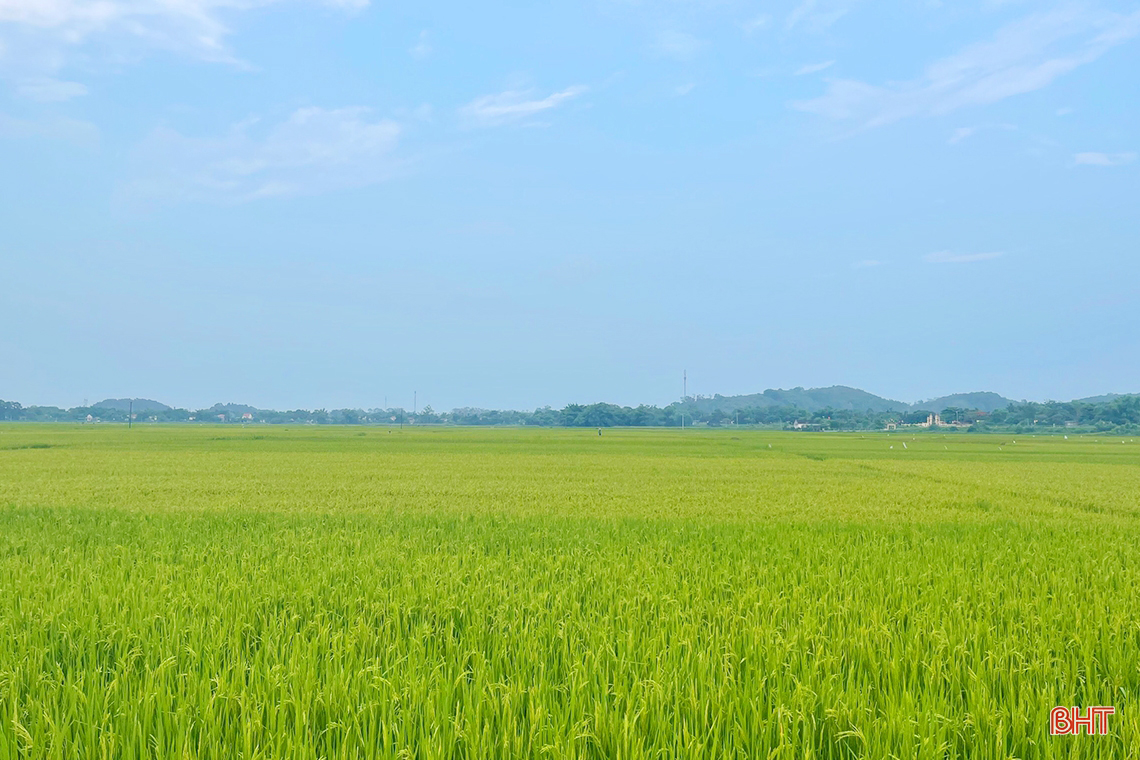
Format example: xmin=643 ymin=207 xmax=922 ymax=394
xmin=891 ymin=410 xmax=979 ymax=430
xmin=896 ymin=413 xmax=945 ymax=429
xmin=242 ymin=413 xmax=253 ymax=421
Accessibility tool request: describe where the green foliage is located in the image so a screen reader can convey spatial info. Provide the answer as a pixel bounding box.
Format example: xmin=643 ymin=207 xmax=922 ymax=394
xmin=4 ymin=393 xmax=1140 ymax=431
xmin=989 ymin=396 xmax=1140 ymax=429
xmin=0 ymin=426 xmax=1138 ymax=758
xmin=685 ymin=386 xmax=912 ymax=414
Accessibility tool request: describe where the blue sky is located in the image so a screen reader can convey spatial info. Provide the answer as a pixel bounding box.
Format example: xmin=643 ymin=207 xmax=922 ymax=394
xmin=2 ymin=0 xmax=1138 ymax=411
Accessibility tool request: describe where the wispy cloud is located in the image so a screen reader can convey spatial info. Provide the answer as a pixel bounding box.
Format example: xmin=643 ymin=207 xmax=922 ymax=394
xmin=14 ymin=77 xmax=88 ymax=101
xmin=410 ymin=29 xmax=431 ymax=60
xmin=741 ymin=14 xmax=769 ymax=35
xmin=925 ymin=251 xmax=1005 ymax=264
xmin=1073 ymin=151 xmax=1136 ymax=166
xmin=459 ymin=86 xmax=587 ymax=128
xmin=948 ymin=122 xmax=1016 ymax=144
xmin=793 ymin=6 xmax=1140 ymax=128
xmin=786 ymin=0 xmax=852 ymax=31
xmin=0 ymin=0 xmax=367 ymax=75
xmin=126 ymin=106 xmax=400 ymax=205
xmin=948 ymin=126 xmax=978 ymax=144
xmin=795 ymin=60 xmax=834 ymax=76
xmin=0 ymin=111 xmax=98 ymax=144
xmin=650 ymin=30 xmax=706 ymax=61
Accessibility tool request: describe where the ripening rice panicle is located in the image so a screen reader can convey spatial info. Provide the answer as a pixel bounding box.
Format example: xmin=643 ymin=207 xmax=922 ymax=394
xmin=0 ymin=425 xmax=1136 ymax=758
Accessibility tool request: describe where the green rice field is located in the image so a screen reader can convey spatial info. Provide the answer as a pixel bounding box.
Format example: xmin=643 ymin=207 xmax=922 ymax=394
xmin=1 ymin=425 xmax=1138 ymax=758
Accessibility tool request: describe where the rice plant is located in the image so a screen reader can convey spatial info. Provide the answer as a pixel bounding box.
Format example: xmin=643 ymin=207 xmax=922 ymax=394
xmin=0 ymin=425 xmax=1137 ymax=758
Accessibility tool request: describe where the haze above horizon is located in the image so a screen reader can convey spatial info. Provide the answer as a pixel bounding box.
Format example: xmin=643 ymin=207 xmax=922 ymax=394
xmin=3 ymin=0 xmax=1137 ymax=412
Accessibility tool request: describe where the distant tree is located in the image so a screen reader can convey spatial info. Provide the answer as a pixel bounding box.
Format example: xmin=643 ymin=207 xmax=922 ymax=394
xmin=416 ymin=406 xmax=441 ymax=424
xmin=901 ymin=410 xmax=934 ymax=425
xmin=0 ymin=400 xmax=23 ymax=421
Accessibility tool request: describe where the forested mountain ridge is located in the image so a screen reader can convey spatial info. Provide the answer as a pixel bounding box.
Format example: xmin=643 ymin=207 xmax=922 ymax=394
xmin=685 ymin=386 xmax=908 ymax=414
xmin=909 ymin=392 xmax=1013 ymax=413
xmin=686 ymin=387 xmax=1017 ymax=414
xmin=91 ymin=398 xmax=172 ymax=412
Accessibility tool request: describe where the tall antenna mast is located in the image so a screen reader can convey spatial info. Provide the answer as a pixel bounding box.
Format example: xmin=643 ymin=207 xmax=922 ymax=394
xmin=681 ymin=370 xmax=686 ymax=430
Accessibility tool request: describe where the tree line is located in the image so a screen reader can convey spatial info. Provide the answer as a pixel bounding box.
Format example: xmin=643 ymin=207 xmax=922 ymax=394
xmin=3 ymin=395 xmax=1139 ymax=432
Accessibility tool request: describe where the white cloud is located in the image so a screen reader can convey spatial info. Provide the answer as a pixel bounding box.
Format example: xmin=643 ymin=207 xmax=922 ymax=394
xmin=793 ymin=6 xmax=1140 ymax=128
xmin=1073 ymin=151 xmax=1136 ymax=166
xmin=948 ymin=122 xmax=1016 ymax=144
xmin=650 ymin=30 xmax=706 ymax=60
xmin=410 ymin=29 xmax=430 ymax=59
xmin=127 ymin=106 xmax=400 ymax=204
xmin=0 ymin=0 xmax=366 ymax=73
xmin=741 ymin=14 xmax=769 ymax=35
xmin=674 ymin=81 xmax=696 ymax=96
xmin=795 ymin=60 xmax=834 ymax=76
xmin=0 ymin=111 xmax=98 ymax=143
xmin=14 ymin=77 xmax=87 ymax=101
xmin=948 ymin=126 xmax=977 ymax=144
xmin=786 ymin=0 xmax=852 ymax=31
xmin=925 ymin=251 xmax=1005 ymax=264
xmin=459 ymin=85 xmax=587 ymax=128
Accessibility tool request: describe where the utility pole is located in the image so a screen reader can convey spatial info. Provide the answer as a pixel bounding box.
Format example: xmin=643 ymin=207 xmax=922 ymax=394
xmin=413 ymin=391 xmax=417 ymax=416
xmin=128 ymin=400 xmax=132 ymax=429
xmin=681 ymin=370 xmax=687 ymax=430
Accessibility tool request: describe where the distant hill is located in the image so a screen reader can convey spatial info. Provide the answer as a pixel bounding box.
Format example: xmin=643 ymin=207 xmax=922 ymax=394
xmin=686 ymin=387 xmax=1022 ymax=414
xmin=686 ymin=386 xmax=908 ymax=414
xmin=1075 ymin=393 xmax=1137 ymax=405
xmin=914 ymin=392 xmax=1014 ymax=413
xmin=208 ymin=403 xmax=261 ymax=416
xmin=92 ymin=398 xmax=171 ymax=412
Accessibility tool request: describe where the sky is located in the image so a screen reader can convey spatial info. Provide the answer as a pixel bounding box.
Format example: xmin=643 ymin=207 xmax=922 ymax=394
xmin=1 ymin=0 xmax=1138 ymax=411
